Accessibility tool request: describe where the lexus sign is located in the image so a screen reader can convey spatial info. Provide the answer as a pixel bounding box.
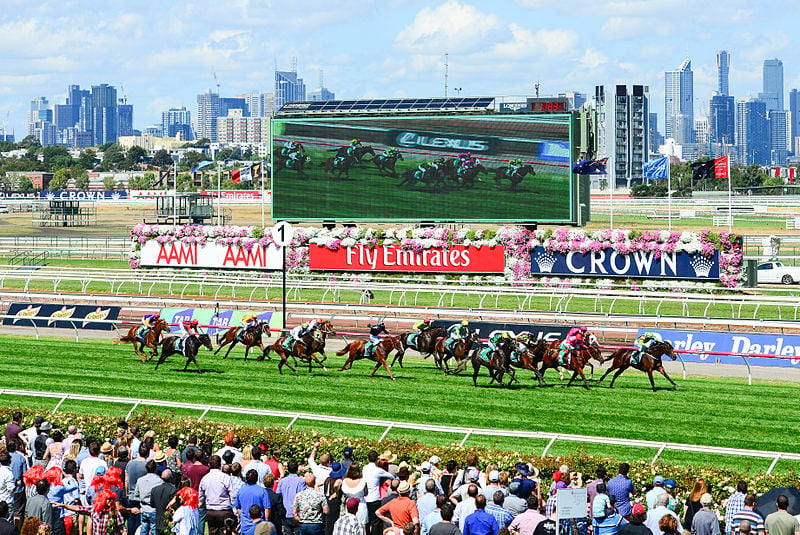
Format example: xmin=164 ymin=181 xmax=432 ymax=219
xmin=389 ymin=130 xmax=493 ymax=153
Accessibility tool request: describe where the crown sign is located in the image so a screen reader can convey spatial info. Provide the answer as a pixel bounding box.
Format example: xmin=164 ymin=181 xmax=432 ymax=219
xmin=533 ymin=251 xmax=557 ymax=273
xmin=690 ymin=256 xmax=714 ymax=278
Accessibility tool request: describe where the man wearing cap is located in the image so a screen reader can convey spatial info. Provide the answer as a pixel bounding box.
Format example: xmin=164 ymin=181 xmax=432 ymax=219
xmin=341 ymin=448 xmax=354 ymax=477
xmin=333 ymin=498 xmax=364 ymax=535
xmin=463 ymin=495 xmax=499 ymax=535
xmin=692 ymin=493 xmax=720 ymax=535
xmin=505 ymin=482 xmax=527 ymax=517
xmin=452 ymin=469 xmax=482 ymax=504
xmin=236 ymin=469 xmax=272 ymax=535
xmin=363 ymin=450 xmax=395 ymax=535
xmin=32 ymin=421 xmax=52 ymax=467
xmin=646 ymin=494 xmax=682 ymax=535
xmin=725 ymin=483 xmax=748 ymax=535
xmin=763 ymin=495 xmax=799 ymax=535
xmin=731 ymin=495 xmax=764 ymax=535
xmin=646 ymin=477 xmax=667 ymax=511
xmin=376 ymin=481 xmax=419 ymax=535
xmin=481 ymin=471 xmax=507 ymax=503
xmin=619 ymin=503 xmax=650 ymax=535
xmin=663 ymin=480 xmax=678 ymax=512
xmin=509 ymin=496 xmax=546 ymax=535
xmin=151 ymin=469 xmax=177 ymax=535
xmin=416 ymin=463 xmax=443 ymax=498
xmin=607 ymin=464 xmax=635 ymax=519
xmin=294 ymin=473 xmax=328 ymax=535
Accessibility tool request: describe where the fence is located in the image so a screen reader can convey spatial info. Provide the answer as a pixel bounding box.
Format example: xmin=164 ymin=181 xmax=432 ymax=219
xmin=1 ymin=388 xmax=798 ymax=473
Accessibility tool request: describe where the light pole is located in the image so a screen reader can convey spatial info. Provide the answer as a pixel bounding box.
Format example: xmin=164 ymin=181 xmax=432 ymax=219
xmin=454 ymin=87 xmax=462 ymax=96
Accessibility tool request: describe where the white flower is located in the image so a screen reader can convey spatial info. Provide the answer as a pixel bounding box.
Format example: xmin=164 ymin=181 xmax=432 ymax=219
xmin=341 ymin=237 xmax=357 ymax=247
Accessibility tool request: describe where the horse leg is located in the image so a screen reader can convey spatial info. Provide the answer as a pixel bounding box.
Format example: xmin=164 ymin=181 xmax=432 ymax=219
xmin=338 ymin=356 xmax=354 ymax=372
xmin=154 ymin=347 xmax=170 ymax=371
xmin=658 ymin=366 xmax=678 ymax=389
xmin=213 ymin=337 xmax=229 ymax=355
xmin=572 ymin=366 xmax=590 ymax=390
xmin=379 ymin=357 xmax=395 ymax=381
xmin=243 ymin=345 xmax=250 ymax=362
xmin=223 ymin=340 xmax=237 ymax=360
xmin=608 ymin=366 xmax=628 ymax=388
xmin=587 ymin=362 xmax=594 ymax=380
xmin=597 ymin=363 xmax=617 ymax=383
xmin=647 ymin=370 xmax=657 ymax=391
xmin=472 ymin=359 xmax=480 ymax=387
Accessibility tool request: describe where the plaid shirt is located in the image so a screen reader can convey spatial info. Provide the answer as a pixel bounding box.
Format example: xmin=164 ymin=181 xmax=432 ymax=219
xmin=545 ymin=494 xmax=558 ymax=518
xmin=332 ymin=513 xmax=364 ymax=535
xmin=725 ymin=492 xmax=746 ymax=534
xmin=486 ymin=504 xmax=514 ymax=529
xmin=76 ymin=505 xmax=125 ymax=535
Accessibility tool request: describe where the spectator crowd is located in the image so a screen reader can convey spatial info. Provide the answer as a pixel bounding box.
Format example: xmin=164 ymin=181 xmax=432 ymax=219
xmin=1 ymin=413 xmax=798 ymax=535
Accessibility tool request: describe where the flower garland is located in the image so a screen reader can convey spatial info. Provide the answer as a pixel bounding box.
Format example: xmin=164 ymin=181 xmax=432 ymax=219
xmin=129 ymin=224 xmax=745 ymax=288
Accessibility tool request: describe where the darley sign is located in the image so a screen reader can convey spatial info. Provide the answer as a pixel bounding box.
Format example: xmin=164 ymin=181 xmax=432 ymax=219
xmin=530 ymin=246 xmax=720 ymax=280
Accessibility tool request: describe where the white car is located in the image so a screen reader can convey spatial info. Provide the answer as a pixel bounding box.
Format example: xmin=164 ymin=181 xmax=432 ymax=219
xmin=757 ymin=261 xmax=800 ymax=285
xmin=0 ymin=205 xmax=8 ymax=213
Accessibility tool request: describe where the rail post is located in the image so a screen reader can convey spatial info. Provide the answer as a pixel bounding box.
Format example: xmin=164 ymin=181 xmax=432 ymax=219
xmin=198 ymin=407 xmax=212 ymax=421
xmin=126 ymin=401 xmax=141 ymax=420
xmin=651 ymin=444 xmax=667 ymax=465
xmin=541 ymin=435 xmax=559 ymax=458
xmin=52 ymin=394 xmax=69 ymax=414
xmin=459 ymin=429 xmax=473 ymax=448
xmin=286 ymin=415 xmax=300 ymax=430
xmin=378 ymin=424 xmax=394 ymax=442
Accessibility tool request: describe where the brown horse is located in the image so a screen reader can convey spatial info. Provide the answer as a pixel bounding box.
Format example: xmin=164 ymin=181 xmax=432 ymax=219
xmin=597 ymin=340 xmax=678 ymax=391
xmin=391 ymin=327 xmax=446 ymax=368
xmin=470 ymin=338 xmax=517 ymax=387
xmin=435 ymin=331 xmax=481 ymax=374
xmin=336 ymin=336 xmax=401 ymax=381
xmin=261 ymin=322 xmax=334 ymax=374
xmin=494 ymin=164 xmax=535 ymax=191
xmin=534 ymin=336 xmax=604 ymax=390
xmin=214 ymin=322 xmax=271 ymax=361
xmin=322 ymin=155 xmax=356 ymax=179
xmin=114 ymin=318 xmax=170 ymax=362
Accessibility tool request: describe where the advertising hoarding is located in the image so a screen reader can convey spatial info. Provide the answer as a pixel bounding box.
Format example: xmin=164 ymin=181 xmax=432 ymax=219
xmin=272 ymin=114 xmax=574 ymax=222
xmin=309 ymin=244 xmax=505 ymax=273
xmin=159 ymin=308 xmax=278 ymax=333
xmin=530 ymin=247 xmax=720 ymax=281
xmin=140 ymin=240 xmax=282 ymax=270
xmin=40 ymin=190 xmax=128 ymax=201
xmin=3 ymin=302 xmax=121 ymax=330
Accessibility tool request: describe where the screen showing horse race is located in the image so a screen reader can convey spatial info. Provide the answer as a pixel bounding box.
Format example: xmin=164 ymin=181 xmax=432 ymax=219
xmin=271 ymin=114 xmax=574 ymax=222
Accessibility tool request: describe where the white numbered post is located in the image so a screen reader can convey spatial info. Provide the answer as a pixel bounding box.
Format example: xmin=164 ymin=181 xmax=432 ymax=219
xmin=556 ymin=487 xmax=587 ymax=535
xmin=271 ymin=221 xmax=294 ymax=331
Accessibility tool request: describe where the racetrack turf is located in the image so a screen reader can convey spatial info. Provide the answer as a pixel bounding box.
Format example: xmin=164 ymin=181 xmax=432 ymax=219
xmin=0 ymin=334 xmax=799 ymax=472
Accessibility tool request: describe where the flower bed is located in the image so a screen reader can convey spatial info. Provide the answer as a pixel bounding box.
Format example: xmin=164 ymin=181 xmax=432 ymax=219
xmin=129 ymin=224 xmax=744 ymax=288
xmin=1 ymin=406 xmax=793 ymax=510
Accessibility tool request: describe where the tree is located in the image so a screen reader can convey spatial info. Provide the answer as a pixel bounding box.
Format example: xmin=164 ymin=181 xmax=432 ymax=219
xmin=151 ymin=149 xmax=173 ymax=168
xmin=215 ymin=148 xmax=238 ymax=162
xmin=77 ymin=149 xmax=98 ymax=170
xmin=103 ymin=176 xmax=117 ymax=190
xmin=200 ymin=175 xmax=212 ymax=189
xmin=18 ymin=135 xmax=41 ymax=149
xmin=49 ymin=169 xmax=69 ymax=190
xmin=128 ymin=172 xmax=157 ymax=190
xmin=98 ymin=141 xmax=115 ymax=152
xmin=176 ymin=173 xmax=196 ymax=192
xmin=42 ymin=146 xmax=72 ymax=169
xmin=180 ymin=151 xmax=206 ymax=171
xmin=73 ymin=169 xmax=89 ymax=190
xmin=102 ymin=145 xmax=125 ymax=171
xmin=125 ymin=146 xmax=147 ymax=169
xmin=18 ymin=177 xmax=34 ymax=192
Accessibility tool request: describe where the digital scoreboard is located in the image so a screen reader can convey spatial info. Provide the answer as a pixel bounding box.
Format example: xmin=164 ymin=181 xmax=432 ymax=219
xmin=527 ymin=97 xmax=569 ymax=113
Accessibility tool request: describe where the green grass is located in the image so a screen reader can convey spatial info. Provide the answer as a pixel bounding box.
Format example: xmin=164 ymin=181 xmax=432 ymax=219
xmin=1 ymin=334 xmax=800 ymax=473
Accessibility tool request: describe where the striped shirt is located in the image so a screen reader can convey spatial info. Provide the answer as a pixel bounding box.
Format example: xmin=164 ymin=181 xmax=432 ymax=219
xmin=731 ymin=510 xmax=765 ymax=535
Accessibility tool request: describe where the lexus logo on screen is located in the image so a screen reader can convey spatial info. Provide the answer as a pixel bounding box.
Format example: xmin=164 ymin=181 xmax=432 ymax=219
xmin=394 ymin=131 xmax=491 ymax=152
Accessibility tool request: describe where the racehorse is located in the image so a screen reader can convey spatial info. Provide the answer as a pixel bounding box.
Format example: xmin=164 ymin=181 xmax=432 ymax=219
xmin=154 ymin=334 xmax=213 ymax=372
xmin=434 ymin=330 xmax=481 ymax=374
xmin=275 ymin=153 xmax=311 ymax=176
xmin=533 ymin=335 xmax=604 ymax=389
xmin=441 ymin=161 xmax=486 ymax=188
xmin=280 ymin=142 xmax=305 ymax=156
xmin=114 ymin=318 xmax=170 ymax=362
xmin=391 ymin=326 xmax=446 ymax=368
xmin=494 ymin=164 xmax=535 ymax=191
xmin=470 ymin=338 xmax=517 ymax=387
xmin=505 ymin=341 xmax=545 ymax=383
xmin=374 ymin=152 xmax=404 ymax=176
xmin=597 ymin=340 xmax=678 ymax=391
xmin=399 ymin=167 xmax=446 ymax=191
xmin=333 ymin=145 xmax=376 ymax=163
xmin=261 ymin=322 xmax=334 ymax=374
xmin=322 ymin=155 xmax=356 ymax=179
xmin=214 ymin=322 xmax=271 ymax=361
xmin=336 ymin=336 xmax=402 ymax=381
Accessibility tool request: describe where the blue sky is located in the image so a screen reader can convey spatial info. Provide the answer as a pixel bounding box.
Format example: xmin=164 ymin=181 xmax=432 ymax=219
xmin=2 ymin=0 xmax=799 ymax=138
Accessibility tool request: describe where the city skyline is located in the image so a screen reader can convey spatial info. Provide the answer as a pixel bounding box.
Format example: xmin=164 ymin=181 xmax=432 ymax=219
xmin=2 ymin=0 xmax=799 ymax=139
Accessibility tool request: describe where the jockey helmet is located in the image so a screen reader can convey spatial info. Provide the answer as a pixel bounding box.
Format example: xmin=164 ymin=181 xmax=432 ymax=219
xmin=316 ymin=318 xmax=324 ymax=324
xmin=424 ymin=317 xmax=430 ymax=322
xmin=461 ymin=319 xmax=469 ymax=326
xmin=153 ymin=313 xmax=160 ymax=318
xmin=580 ymin=325 xmax=587 ymax=331
xmin=502 ymin=332 xmax=510 ymax=339
xmin=191 ymin=319 xmax=199 ymax=325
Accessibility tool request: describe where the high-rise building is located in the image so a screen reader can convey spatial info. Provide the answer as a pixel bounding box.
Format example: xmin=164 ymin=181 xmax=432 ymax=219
xmin=769 ymin=109 xmax=789 ymax=165
xmin=737 ymin=96 xmax=770 ymax=165
xmin=32 ymin=121 xmax=57 ymax=147
xmin=595 ymin=84 xmax=649 ymax=187
xmin=90 ymin=84 xmax=118 ymax=145
xmin=309 ymin=87 xmax=336 ymax=101
xmin=162 ymin=106 xmax=193 ymax=140
xmin=237 ymin=92 xmax=276 ymax=118
xmin=648 ymin=112 xmax=663 ymax=154
xmin=196 ymin=89 xmax=220 ymax=141
xmin=763 ymin=58 xmax=784 ymax=111
xmin=789 ymin=89 xmax=800 ymax=152
xmin=216 ymin=109 xmax=271 ymax=144
xmin=710 ymin=94 xmax=736 ymax=145
xmin=695 ymin=117 xmax=709 ymax=144
xmin=558 ymin=92 xmax=587 ymax=110
xmin=665 ymin=58 xmax=694 ymax=144
xmin=717 ymin=50 xmax=730 ymax=96
xmin=220 ymin=97 xmax=247 ymax=118
xmin=28 ymin=97 xmax=50 ymax=136
xmin=275 ymin=70 xmax=306 ymax=110
xmin=117 ymin=99 xmax=134 ymax=137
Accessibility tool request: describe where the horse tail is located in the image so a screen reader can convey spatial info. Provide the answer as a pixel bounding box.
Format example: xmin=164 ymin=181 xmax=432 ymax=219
xmin=336 ymin=344 xmax=352 ymax=356
xmin=114 ymin=335 xmax=134 ymax=344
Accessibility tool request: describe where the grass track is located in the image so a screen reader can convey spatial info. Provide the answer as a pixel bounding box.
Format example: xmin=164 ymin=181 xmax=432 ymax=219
xmin=1 ymin=334 xmax=800 ymax=473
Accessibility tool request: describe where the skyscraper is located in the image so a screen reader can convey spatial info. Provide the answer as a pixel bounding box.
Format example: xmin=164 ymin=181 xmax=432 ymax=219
xmin=736 ymin=96 xmax=770 ymax=165
xmin=91 ymin=84 xmax=118 ymax=145
xmin=769 ymin=109 xmax=789 ymax=165
xmin=710 ymin=94 xmax=736 ymax=145
xmin=117 ymin=99 xmax=134 ymax=137
xmin=28 ymin=97 xmax=50 ymax=136
xmin=275 ymin=70 xmax=306 ymax=110
xmin=717 ymin=50 xmax=730 ymax=96
xmin=237 ymin=92 xmax=275 ymax=117
xmin=162 ymin=106 xmax=193 ymax=139
xmin=790 ymin=89 xmax=800 ymax=153
xmin=196 ymin=89 xmax=220 ymax=141
xmin=595 ymin=84 xmax=649 ymax=187
xmin=665 ymin=58 xmax=694 ymax=144
xmin=762 ymin=58 xmax=784 ymax=111
xmin=648 ymin=112 xmax=663 ymax=153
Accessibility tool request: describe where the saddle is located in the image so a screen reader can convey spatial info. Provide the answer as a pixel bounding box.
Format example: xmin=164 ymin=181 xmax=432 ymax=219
xmin=478 ymin=347 xmax=494 ymax=363
xmin=282 ymin=337 xmax=297 ymax=352
xmin=407 ymin=332 xmax=419 ymax=347
xmin=136 ymin=326 xmax=149 ymax=342
xmin=365 ymin=341 xmax=376 ymax=357
xmin=630 ymin=350 xmax=643 ymax=365
xmin=176 ymin=336 xmax=189 ymax=356
xmin=445 ymin=337 xmax=460 ymax=354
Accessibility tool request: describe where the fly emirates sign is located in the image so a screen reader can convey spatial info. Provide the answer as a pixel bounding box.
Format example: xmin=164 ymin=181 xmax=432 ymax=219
xmin=140 ymin=240 xmax=282 ymax=269
xmin=309 ymin=244 xmax=505 ymax=273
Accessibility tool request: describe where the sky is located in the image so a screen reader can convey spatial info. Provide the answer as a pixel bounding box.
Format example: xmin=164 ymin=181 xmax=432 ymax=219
xmin=2 ymin=0 xmax=799 ymax=138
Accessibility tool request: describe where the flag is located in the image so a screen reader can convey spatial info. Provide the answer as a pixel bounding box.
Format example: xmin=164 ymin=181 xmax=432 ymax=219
xmin=231 ymin=166 xmax=252 ymax=183
xmin=572 ymin=158 xmax=607 ymax=175
xmin=251 ymin=163 xmax=262 ymax=179
xmin=691 ymin=160 xmax=715 ymax=180
xmin=191 ymin=160 xmax=215 ymax=174
xmin=714 ymin=156 xmax=729 ymax=179
xmin=643 ymin=157 xmax=669 ymax=180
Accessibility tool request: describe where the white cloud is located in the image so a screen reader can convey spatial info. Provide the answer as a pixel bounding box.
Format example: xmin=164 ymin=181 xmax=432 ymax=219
xmin=579 ymin=49 xmax=609 ymax=70
xmin=491 ymin=25 xmax=579 ymax=58
xmin=394 ymin=1 xmax=503 ymax=52
xmin=599 ymin=17 xmax=673 ymax=40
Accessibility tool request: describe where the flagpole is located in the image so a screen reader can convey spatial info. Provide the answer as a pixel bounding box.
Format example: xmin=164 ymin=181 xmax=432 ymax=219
xmin=217 ymin=161 xmax=221 ymax=226
xmin=260 ymin=159 xmax=265 ymax=228
xmin=667 ymin=159 xmax=672 ymax=232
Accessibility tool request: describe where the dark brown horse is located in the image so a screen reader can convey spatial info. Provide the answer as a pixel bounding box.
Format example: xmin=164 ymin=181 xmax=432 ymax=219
xmin=114 ymin=318 xmax=170 ymax=362
xmin=391 ymin=327 xmax=446 ymax=368
xmin=435 ymin=331 xmax=481 ymax=374
xmin=336 ymin=337 xmax=402 ymax=381
xmin=275 ymin=153 xmax=311 ymax=176
xmin=214 ymin=322 xmax=271 ymax=361
xmin=155 ymin=334 xmax=213 ymax=372
xmin=534 ymin=336 xmax=604 ymax=390
xmin=374 ymin=152 xmax=404 ymax=176
xmin=597 ymin=340 xmax=678 ymax=391
xmin=322 ymin=155 xmax=356 ymax=178
xmin=261 ymin=321 xmax=334 ymax=374
xmin=470 ymin=338 xmax=517 ymax=387
xmin=494 ymin=164 xmax=535 ymax=191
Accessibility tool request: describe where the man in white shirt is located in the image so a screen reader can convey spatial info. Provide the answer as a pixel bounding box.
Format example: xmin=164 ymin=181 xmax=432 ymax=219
xmin=363 ymin=450 xmax=394 ymax=535
xmin=0 ymin=453 xmax=15 ymax=507
xmin=453 ymin=484 xmax=478 ymax=533
xmin=307 ymin=443 xmax=331 ymax=490
xmin=646 ymin=493 xmax=682 ymax=535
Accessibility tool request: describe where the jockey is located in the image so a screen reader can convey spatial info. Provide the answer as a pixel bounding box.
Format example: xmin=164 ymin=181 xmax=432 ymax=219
xmin=559 ymin=326 xmax=586 ymax=367
xmin=178 ymin=319 xmax=199 ymax=354
xmin=382 ymin=147 xmax=399 ymax=159
xmin=416 ymin=161 xmax=432 ymax=180
xmin=457 ymin=152 xmax=475 ymax=175
xmin=238 ymin=314 xmax=259 ymax=341
xmin=507 ymin=157 xmax=523 ymax=176
xmin=142 ymin=312 xmax=160 ymax=329
xmin=282 ymin=139 xmax=299 ymax=157
xmin=287 ymin=150 xmax=301 ymax=167
xmin=633 ymin=331 xmax=663 ymax=364
xmin=445 ymin=320 xmax=469 ymax=353
xmin=366 ymin=322 xmax=388 ymax=357
xmin=413 ymin=318 xmax=432 ymax=334
xmin=347 ymin=138 xmax=361 ymax=156
xmin=488 ymin=331 xmax=511 ymax=353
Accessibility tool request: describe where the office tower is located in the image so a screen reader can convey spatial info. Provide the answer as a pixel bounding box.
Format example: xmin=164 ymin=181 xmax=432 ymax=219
xmin=737 ymin=96 xmax=770 ymax=165
xmin=162 ymin=106 xmax=193 ymax=139
xmin=216 ymin=109 xmax=271 ymax=144
xmin=595 ymin=84 xmax=649 ymax=187
xmin=648 ymin=112 xmax=664 ymax=153
xmin=237 ymin=92 xmax=276 ymax=117
xmin=695 ymin=117 xmax=709 ymax=144
xmin=196 ymin=89 xmax=220 ymax=141
xmin=28 ymin=97 xmax=50 ymax=136
xmin=275 ymin=70 xmax=306 ymax=110
xmin=762 ymin=58 xmax=784 ymax=111
xmin=710 ymin=94 xmax=736 ymax=145
xmin=665 ymin=58 xmax=694 ymax=144
xmin=717 ymin=50 xmax=730 ymax=96
xmin=220 ymin=97 xmax=247 ymax=118
xmin=309 ymin=87 xmax=336 ymax=101
xmin=789 ymin=89 xmax=800 ymax=152
xmin=90 ymin=84 xmax=118 ymax=145
xmin=769 ymin=109 xmax=789 ymax=165
xmin=117 ymin=100 xmax=134 ymax=137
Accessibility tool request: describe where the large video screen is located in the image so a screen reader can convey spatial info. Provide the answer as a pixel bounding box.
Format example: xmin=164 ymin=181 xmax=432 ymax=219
xmin=272 ymin=114 xmax=573 ymax=222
